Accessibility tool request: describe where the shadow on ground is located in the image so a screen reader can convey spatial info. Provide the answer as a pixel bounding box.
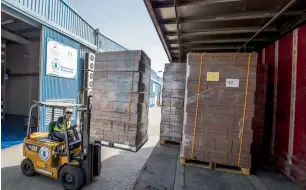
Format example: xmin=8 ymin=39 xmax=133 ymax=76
xmin=184 ymin=165 xmax=303 ymax=190
xmin=132 ymin=141 xmax=303 ymax=190
xmin=1 ymin=146 xmax=155 ymax=190
xmin=133 ymin=140 xmax=179 ymax=190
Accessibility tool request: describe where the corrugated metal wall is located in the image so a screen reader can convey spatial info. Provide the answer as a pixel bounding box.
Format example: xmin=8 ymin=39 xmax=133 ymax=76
xmin=149 ymin=81 xmax=161 ymax=108
xmin=292 ymin=24 xmax=306 ymax=187
xmin=98 ymin=34 xmax=126 ymax=52
xmin=263 ymin=24 xmax=306 ymax=188
xmin=149 ymin=71 xmax=163 ymax=108
xmin=275 ymin=32 xmax=293 ymax=167
xmin=151 ymin=70 xmax=160 ymax=82
xmin=40 ymin=26 xmax=81 ymax=131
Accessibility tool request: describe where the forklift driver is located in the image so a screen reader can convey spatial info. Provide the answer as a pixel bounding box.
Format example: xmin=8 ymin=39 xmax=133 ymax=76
xmin=52 ymin=108 xmax=76 ymax=141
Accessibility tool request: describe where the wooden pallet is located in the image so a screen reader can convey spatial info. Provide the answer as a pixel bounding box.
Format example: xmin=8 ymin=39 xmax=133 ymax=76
xmin=160 ymin=140 xmax=180 ymax=146
xmin=180 ymin=157 xmax=213 ymax=169
xmin=213 ymin=163 xmax=250 ymax=176
xmin=95 ymin=135 xmax=148 ymax=152
xmin=179 ymin=157 xmax=250 ymax=175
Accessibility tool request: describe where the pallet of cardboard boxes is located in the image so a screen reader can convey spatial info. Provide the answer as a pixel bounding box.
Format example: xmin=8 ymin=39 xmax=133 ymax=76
xmin=90 ymin=50 xmax=151 ymax=152
xmin=160 ymin=63 xmax=186 ymax=145
xmin=178 ymin=53 xmax=258 ymax=174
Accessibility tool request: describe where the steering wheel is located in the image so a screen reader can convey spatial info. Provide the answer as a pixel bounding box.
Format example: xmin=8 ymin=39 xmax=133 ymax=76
xmin=69 ymin=124 xmax=78 ymax=130
xmin=68 ymin=124 xmax=80 ymax=141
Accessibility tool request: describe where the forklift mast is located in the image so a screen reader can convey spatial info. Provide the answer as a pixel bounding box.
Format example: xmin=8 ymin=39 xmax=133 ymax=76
xmin=81 ymin=96 xmax=101 ymax=184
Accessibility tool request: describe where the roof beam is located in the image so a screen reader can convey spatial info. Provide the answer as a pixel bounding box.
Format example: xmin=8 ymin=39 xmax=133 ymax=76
xmin=172 ymin=46 xmax=256 ymax=52
xmin=152 ymin=0 xmax=242 ymax=9
xmin=171 ymin=45 xmax=257 ymax=50
xmin=17 ymin=27 xmax=40 ymax=34
xmin=173 ymin=0 xmax=182 ymax=62
xmin=1 ymin=29 xmax=30 ymax=44
xmin=165 ymin=27 xmax=278 ymax=37
xmin=1 ymin=19 xmax=21 ymax=26
xmin=161 ymin=11 xmax=302 ymax=25
xmin=169 ymin=38 xmax=267 ymax=44
xmin=237 ymin=0 xmax=297 ymax=51
xmin=144 ymin=0 xmax=172 ymax=61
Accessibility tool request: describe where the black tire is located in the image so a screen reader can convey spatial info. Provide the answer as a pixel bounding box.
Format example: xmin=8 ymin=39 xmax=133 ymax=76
xmin=21 ymin=158 xmax=35 ymax=176
xmin=59 ymin=165 xmax=84 ymax=190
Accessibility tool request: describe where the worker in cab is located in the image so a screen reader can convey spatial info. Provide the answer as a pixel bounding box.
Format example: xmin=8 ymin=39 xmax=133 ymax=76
xmin=52 ymin=108 xmax=74 ymax=141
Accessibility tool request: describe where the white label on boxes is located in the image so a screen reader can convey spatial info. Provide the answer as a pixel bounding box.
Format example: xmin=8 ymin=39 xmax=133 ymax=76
xmin=226 ymin=79 xmax=239 ymax=88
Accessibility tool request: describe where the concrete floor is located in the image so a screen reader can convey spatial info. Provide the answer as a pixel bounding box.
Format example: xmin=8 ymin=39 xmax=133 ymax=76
xmin=3 ymin=106 xmax=302 ymax=190
xmin=133 ymin=143 xmax=303 ymax=190
xmin=133 ymin=143 xmax=179 ymax=190
xmin=1 ymin=107 xmax=161 ymax=190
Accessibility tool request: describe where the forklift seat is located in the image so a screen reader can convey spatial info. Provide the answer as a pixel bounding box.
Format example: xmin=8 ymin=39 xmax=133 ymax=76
xmin=48 ymin=121 xmax=63 ymax=142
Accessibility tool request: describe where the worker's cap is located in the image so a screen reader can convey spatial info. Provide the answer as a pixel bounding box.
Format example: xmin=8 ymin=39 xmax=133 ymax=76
xmin=65 ymin=108 xmax=73 ymax=114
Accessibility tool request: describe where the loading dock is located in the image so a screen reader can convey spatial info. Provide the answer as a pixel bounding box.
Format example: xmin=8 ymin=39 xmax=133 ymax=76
xmin=144 ymin=0 xmax=306 ymax=188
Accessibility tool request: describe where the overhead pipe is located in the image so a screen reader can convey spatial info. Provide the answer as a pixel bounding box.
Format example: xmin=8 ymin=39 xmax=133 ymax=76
xmin=237 ymin=0 xmax=297 ymax=52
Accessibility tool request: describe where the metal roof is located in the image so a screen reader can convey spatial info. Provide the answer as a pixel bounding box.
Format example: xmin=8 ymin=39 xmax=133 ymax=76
xmin=144 ymin=0 xmax=306 ymax=62
xmin=2 ymin=0 xmax=127 ymax=51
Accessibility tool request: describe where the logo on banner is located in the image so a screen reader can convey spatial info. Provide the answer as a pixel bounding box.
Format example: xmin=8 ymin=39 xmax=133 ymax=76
xmin=52 ymin=59 xmax=61 ymax=71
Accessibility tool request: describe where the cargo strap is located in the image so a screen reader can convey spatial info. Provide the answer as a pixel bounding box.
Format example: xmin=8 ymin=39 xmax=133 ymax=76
xmin=126 ymin=52 xmax=137 ymax=145
xmin=191 ymin=53 xmax=205 ymax=159
xmin=169 ymin=93 xmax=172 ymax=134
xmin=238 ymin=53 xmax=251 ymax=167
xmin=168 ymin=70 xmax=172 ymax=135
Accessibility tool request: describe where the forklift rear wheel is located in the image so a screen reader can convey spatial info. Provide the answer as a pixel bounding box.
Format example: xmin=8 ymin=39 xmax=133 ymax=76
xmin=21 ymin=158 xmax=35 ymax=176
xmin=59 ymin=165 xmax=84 ymax=190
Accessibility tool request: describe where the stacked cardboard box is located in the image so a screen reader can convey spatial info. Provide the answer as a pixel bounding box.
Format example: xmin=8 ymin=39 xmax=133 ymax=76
xmin=181 ymin=53 xmax=257 ymax=169
xmin=90 ymin=51 xmax=151 ymax=150
xmin=251 ymin=64 xmax=270 ymax=164
xmin=160 ymin=63 xmax=186 ymax=144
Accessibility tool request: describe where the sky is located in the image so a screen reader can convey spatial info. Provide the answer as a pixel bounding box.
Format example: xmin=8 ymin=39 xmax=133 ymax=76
xmin=65 ymin=0 xmax=169 ymax=74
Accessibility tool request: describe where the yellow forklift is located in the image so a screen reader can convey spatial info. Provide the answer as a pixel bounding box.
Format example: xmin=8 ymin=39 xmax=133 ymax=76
xmin=21 ymin=97 xmax=101 ymax=190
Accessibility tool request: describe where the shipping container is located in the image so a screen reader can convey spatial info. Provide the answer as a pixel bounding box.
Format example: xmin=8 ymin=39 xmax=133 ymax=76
xmin=144 ymin=0 xmax=306 ymax=187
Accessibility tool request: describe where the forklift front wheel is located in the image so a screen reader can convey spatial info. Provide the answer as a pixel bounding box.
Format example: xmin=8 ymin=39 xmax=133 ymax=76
xmin=59 ymin=165 xmax=84 ymax=190
xmin=21 ymin=158 xmax=35 ymax=176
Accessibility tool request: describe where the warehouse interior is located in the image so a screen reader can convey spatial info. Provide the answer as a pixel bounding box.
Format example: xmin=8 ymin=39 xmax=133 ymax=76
xmin=1 ymin=11 xmax=41 ymax=148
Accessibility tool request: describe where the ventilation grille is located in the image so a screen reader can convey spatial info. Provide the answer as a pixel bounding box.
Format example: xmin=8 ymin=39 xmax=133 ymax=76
xmin=45 ymin=99 xmax=75 ymax=125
